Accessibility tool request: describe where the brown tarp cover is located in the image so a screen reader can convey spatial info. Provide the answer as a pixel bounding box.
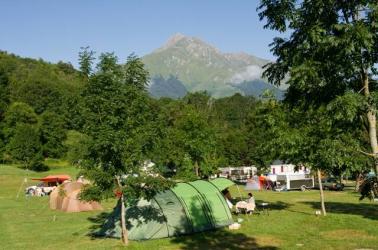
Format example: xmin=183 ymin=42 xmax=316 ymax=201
xmin=49 ymin=181 xmax=102 ymax=212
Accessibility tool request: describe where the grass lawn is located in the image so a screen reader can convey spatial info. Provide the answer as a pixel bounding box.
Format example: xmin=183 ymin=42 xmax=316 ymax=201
xmin=0 ymin=164 xmax=377 ymax=250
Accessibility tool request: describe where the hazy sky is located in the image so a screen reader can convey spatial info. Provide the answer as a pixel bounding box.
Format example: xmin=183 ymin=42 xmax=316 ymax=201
xmin=0 ymin=0 xmax=282 ymax=67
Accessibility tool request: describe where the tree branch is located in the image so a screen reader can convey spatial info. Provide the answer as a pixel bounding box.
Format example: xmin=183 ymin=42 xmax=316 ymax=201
xmin=357 ymin=149 xmax=377 ymax=157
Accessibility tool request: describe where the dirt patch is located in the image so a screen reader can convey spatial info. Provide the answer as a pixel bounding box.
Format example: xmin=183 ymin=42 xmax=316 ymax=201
xmin=255 ymin=235 xmax=282 ymax=247
xmin=321 ymin=229 xmax=374 ymax=240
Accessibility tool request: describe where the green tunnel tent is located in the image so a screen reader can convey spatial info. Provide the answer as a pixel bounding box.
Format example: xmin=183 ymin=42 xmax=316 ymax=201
xmin=98 ymin=178 xmax=235 ymax=240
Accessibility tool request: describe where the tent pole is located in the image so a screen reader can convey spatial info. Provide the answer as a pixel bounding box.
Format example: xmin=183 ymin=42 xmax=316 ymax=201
xmin=235 ymin=185 xmax=243 ymax=201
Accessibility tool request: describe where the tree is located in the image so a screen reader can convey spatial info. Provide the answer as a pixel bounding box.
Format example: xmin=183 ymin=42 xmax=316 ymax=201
xmin=174 ymin=105 xmax=218 ymax=178
xmin=258 ymin=0 xmax=378 ymax=174
xmin=63 ymin=130 xmax=89 ymax=165
xmin=0 ymin=68 xmax=10 ymax=159
xmin=254 ymin=101 xmax=371 ymax=215
xmin=123 ymin=54 xmax=149 ymax=91
xmin=78 ymin=46 xmax=95 ymax=77
xmin=2 ymin=102 xmax=38 ymax=142
xmin=40 ymin=111 xmax=67 ymax=158
xmin=0 ymin=67 xmax=10 ymax=120
xmin=6 ymin=124 xmax=44 ymax=170
xmin=79 ymin=52 xmax=173 ymax=245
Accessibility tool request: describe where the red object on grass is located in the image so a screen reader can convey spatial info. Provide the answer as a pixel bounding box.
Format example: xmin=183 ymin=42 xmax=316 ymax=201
xmin=32 ymin=175 xmax=71 ymax=183
xmin=114 ymin=189 xmax=123 ymax=198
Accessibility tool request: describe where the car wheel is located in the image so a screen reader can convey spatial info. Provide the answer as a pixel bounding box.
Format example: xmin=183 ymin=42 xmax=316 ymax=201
xmin=300 ymin=185 xmax=306 ymax=192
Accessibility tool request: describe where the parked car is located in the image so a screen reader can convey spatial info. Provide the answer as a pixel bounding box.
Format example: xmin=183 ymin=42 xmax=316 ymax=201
xmin=25 ymin=182 xmax=56 ymax=196
xmin=315 ymin=177 xmax=344 ymax=191
xmin=25 ymin=174 xmax=71 ymax=196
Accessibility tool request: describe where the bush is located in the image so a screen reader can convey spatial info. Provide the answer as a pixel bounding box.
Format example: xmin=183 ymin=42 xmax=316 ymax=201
xmin=6 ymin=124 xmax=42 ymax=167
xmin=29 ymin=160 xmax=49 ymax=172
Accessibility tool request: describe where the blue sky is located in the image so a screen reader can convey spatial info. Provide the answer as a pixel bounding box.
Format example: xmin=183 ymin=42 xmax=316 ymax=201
xmin=0 ymin=0 xmax=281 ymax=67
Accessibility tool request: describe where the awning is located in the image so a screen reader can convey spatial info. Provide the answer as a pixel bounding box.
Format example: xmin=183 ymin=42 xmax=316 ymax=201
xmin=32 ymin=175 xmax=71 ymax=183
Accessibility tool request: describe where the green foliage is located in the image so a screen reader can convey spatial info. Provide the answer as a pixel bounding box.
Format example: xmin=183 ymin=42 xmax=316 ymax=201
xmin=5 ymin=124 xmax=43 ymax=169
xmin=39 ymin=111 xmax=67 ymax=158
xmin=11 ymin=73 xmax=63 ymax=114
xmin=123 ymin=54 xmax=150 ymax=91
xmin=0 ymin=51 xmax=85 ymax=166
xmin=78 ymin=46 xmax=95 ymax=77
xmin=63 ymin=130 xmax=90 ymax=165
xmin=2 ymin=102 xmax=38 ymax=142
xmin=252 ymin=101 xmax=373 ymax=175
xmin=0 ymin=67 xmax=10 ymax=120
xmin=258 ymin=0 xmax=378 ymax=104
xmin=258 ymin=0 xmax=378 ymax=180
xmin=29 ymin=157 xmax=49 ymax=172
xmin=79 ymin=52 xmax=173 ymax=203
xmin=153 ymin=94 xmax=221 ymax=179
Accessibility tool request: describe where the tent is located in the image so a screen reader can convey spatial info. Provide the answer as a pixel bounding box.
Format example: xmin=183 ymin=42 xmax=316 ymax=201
xmin=49 ymin=181 xmax=103 ymax=212
xmin=99 ymin=178 xmax=235 ymax=240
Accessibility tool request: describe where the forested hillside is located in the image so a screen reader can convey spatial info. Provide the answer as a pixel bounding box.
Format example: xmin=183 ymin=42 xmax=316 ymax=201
xmin=0 ymin=51 xmax=86 ymax=170
xmin=0 ymin=50 xmax=274 ymax=174
xmin=0 ymin=49 xmax=373 ymax=189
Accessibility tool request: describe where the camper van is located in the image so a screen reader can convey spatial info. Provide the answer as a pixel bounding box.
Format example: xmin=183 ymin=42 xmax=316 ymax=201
xmin=275 ymin=173 xmax=314 ymax=191
xmin=218 ymin=166 xmax=257 ymax=182
xmin=269 ymin=161 xmax=314 ymax=191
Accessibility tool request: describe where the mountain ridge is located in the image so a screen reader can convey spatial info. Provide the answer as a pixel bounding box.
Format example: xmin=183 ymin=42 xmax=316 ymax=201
xmin=143 ymin=33 xmax=283 ymax=99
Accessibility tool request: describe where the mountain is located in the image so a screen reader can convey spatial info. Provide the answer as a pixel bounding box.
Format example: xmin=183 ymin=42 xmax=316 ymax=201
xmin=143 ymin=33 xmax=284 ymax=98
xmin=232 ymin=80 xmax=284 ymax=100
xmin=149 ymin=75 xmax=187 ymax=99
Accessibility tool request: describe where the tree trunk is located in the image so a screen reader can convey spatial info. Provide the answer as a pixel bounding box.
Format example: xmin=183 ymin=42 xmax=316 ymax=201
xmin=120 ymin=195 xmax=128 ymax=245
xmin=317 ymin=169 xmax=326 ymax=216
xmin=116 ymin=176 xmax=128 ymax=245
xmin=194 ymin=161 xmax=199 ymax=177
xmin=355 ymin=174 xmax=359 ymax=192
xmin=363 ymin=71 xmax=378 ymax=174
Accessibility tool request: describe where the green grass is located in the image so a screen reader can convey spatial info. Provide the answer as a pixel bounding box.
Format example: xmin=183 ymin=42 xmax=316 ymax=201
xmin=0 ymin=164 xmax=377 ymax=250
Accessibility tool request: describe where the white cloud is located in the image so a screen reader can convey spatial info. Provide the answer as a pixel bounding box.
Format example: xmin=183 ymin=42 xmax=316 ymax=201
xmin=230 ymin=65 xmax=263 ymax=84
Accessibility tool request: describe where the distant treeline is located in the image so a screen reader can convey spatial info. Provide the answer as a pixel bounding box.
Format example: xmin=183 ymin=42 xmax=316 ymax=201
xmin=0 ymin=51 xmax=273 ymax=174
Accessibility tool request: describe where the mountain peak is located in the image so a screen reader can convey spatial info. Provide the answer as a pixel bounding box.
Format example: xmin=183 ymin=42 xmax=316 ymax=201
xmin=156 ymin=33 xmax=188 ymax=52
xmin=156 ymin=33 xmax=219 ymax=53
xmin=165 ymin=33 xmax=186 ymax=46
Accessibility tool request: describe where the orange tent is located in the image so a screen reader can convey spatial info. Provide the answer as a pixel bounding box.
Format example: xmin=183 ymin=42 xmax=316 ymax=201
xmin=49 ymin=181 xmax=102 ymax=212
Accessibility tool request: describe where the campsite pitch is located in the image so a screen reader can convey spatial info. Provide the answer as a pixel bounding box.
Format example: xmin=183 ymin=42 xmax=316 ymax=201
xmin=0 ymin=164 xmax=377 ymax=250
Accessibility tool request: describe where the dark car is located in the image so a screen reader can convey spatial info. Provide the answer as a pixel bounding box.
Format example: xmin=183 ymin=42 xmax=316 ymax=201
xmin=315 ymin=177 xmax=344 ymax=191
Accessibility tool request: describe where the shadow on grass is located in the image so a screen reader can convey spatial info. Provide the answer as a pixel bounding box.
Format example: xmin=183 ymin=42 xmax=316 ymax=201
xmin=232 ymin=196 xmax=291 ymax=212
xmin=87 ymin=211 xmax=111 ymax=232
xmin=257 ymin=200 xmax=291 ymax=211
xmin=302 ymin=201 xmax=378 ymax=220
xmin=170 ymin=229 xmax=279 ymax=250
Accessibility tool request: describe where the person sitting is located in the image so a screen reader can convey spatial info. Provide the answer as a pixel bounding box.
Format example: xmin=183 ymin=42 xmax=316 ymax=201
xmin=222 ymin=189 xmax=234 ymax=209
xmin=236 ymin=192 xmax=256 ymax=214
xmin=246 ymin=193 xmax=256 ymax=212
